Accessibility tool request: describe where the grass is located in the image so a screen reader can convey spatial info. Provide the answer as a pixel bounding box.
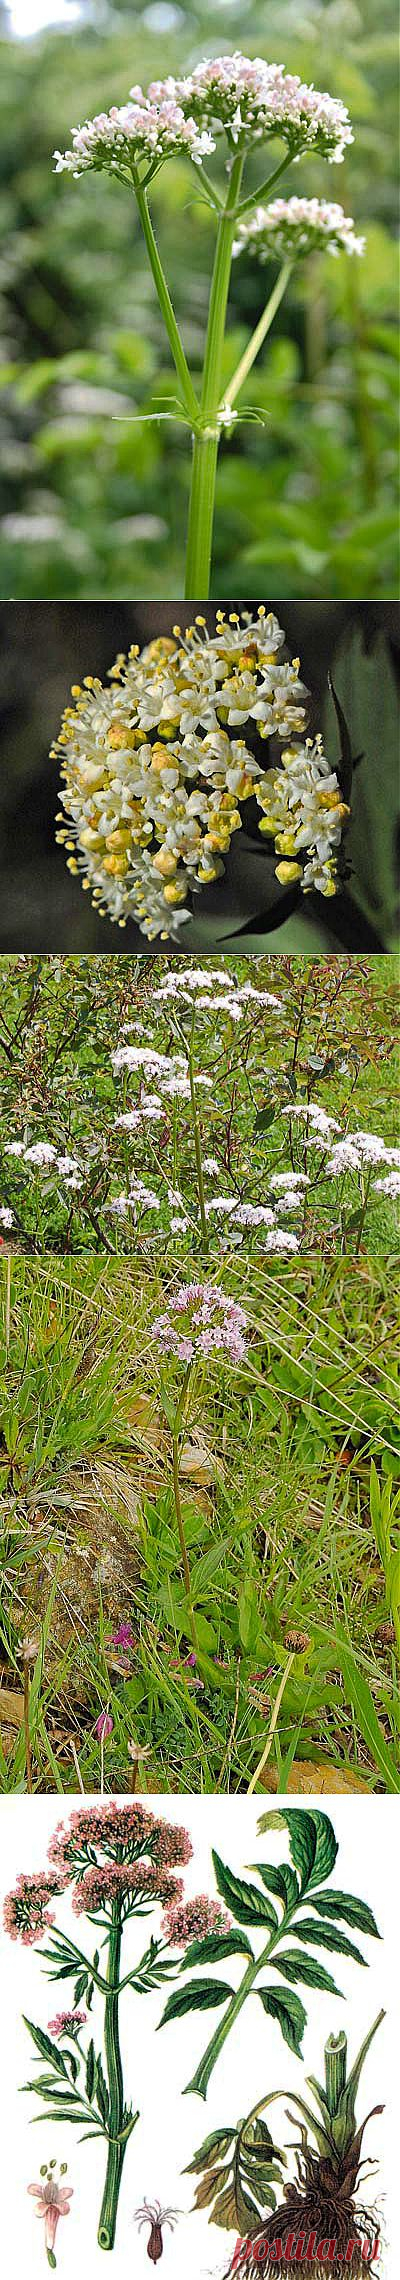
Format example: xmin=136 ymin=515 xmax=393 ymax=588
xmin=0 ymin=1249 xmax=399 ymax=1797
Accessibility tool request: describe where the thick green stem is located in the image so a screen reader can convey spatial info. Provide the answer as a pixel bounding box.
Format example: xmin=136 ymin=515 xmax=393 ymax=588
xmin=325 ymin=2029 xmax=347 ymax=2115
xmin=185 ymin=152 xmax=244 ymax=598
xmin=222 ymin=261 xmax=293 ymax=411
xmin=98 ymin=1909 xmax=135 ymax=2252
xmin=184 ymin=1893 xmax=300 ymax=2099
xmin=134 ymin=182 xmax=199 ymax=426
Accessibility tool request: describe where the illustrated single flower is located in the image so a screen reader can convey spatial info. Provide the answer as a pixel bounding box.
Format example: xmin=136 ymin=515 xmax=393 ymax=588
xmin=133 ymin=2199 xmax=179 ymax=2263
xmin=27 ymin=2175 xmax=73 ymax=2258
xmin=233 ymin=194 xmax=364 ymax=264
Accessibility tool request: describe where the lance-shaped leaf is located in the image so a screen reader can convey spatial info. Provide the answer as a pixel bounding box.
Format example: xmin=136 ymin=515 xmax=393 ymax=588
xmin=160 ymin=1977 xmax=234 ymax=2027
xmin=212 ymin=1851 xmax=278 ymax=1930
xmin=180 ymin=1929 xmax=254 ymax=1971
xmin=271 ymin=1950 xmax=343 ymax=1998
xmin=85 ymin=2039 xmax=96 ymax=2104
xmin=185 ymin=2112 xmax=286 ymax=2235
xmin=23 ymin=2018 xmax=70 ymax=2078
xmin=258 ymin=1986 xmax=306 ymax=2056
xmin=306 ymin=1889 xmax=380 ymax=1939
xmin=250 ymin=1862 xmax=299 ymax=1913
xmin=94 ymin=2051 xmax=110 ymax=2129
xmin=286 ymin=1916 xmax=366 ymax=1968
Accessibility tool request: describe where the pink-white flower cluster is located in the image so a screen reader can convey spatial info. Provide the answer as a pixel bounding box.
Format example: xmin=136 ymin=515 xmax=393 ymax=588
xmin=234 ymin=195 xmax=364 ymax=263
xmin=54 ymin=94 xmax=213 ymax=178
xmin=72 ymin=1860 xmax=182 ymax=1916
xmin=48 ymin=2009 xmax=87 ymax=2037
xmin=148 ymin=54 xmax=353 ymax=161
xmin=3 ymin=1871 xmax=67 ymax=1946
xmin=153 ymin=1281 xmax=247 ymax=1363
xmin=162 ymin=1895 xmax=231 ymax=1946
xmin=47 ymin=1799 xmax=193 ymax=1875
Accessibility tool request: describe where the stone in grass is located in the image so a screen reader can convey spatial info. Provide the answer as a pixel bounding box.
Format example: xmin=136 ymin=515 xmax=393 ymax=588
xmin=261 ymin=1759 xmax=370 ymax=1793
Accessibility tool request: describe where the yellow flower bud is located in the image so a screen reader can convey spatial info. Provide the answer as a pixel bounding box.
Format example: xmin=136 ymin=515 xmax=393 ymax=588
xmin=163 ymin=881 xmax=187 ymax=905
xmin=153 ymin=848 xmax=178 ymax=879
xmin=275 ymin=861 xmax=303 ymax=884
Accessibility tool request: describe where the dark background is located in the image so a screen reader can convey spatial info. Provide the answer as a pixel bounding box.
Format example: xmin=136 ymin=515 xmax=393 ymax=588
xmin=0 ymin=599 xmax=398 ymax=952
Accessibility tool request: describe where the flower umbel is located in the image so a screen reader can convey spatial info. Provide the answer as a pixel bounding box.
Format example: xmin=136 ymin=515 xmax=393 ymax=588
xmin=53 ymin=613 xmax=350 ymax=935
xmin=153 ymin=1281 xmax=247 ymax=1363
xmin=233 ymin=195 xmax=365 ymax=263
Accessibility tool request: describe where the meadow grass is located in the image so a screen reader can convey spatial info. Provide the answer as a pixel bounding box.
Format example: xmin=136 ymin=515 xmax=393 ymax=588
xmin=0 ymin=1250 xmax=398 ymax=1797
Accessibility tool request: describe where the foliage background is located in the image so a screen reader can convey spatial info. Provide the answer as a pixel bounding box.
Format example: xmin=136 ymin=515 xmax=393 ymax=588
xmin=0 ymin=0 xmax=398 ymax=602
xmin=0 ymin=598 xmax=398 ymax=952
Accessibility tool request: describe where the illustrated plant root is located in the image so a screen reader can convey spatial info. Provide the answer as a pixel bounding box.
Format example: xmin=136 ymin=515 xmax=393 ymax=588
xmin=230 ymin=2146 xmax=380 ymax=2275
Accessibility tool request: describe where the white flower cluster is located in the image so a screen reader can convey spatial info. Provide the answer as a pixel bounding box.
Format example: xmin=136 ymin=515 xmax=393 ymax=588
xmin=148 ymin=55 xmax=353 ymax=162
xmin=0 ymin=1205 xmax=13 ymax=1230
xmin=153 ymin=965 xmax=281 ymax=1016
xmin=279 ymin=1104 xmax=400 ymax=1191
xmin=54 ymin=54 xmax=353 ymax=182
xmin=5 ymin=1140 xmax=83 ymax=1191
xmin=256 ymin=735 xmax=350 ymax=897
xmin=233 ymin=196 xmax=364 ymax=264
xmin=54 ymin=94 xmax=213 ymax=179
xmin=53 ymin=612 xmax=350 ymax=936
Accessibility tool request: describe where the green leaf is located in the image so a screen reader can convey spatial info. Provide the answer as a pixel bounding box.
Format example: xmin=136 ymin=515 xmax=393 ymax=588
xmin=256 ymin=1808 xmax=337 ymax=1894
xmin=94 ymin=2053 xmax=109 ymax=2129
xmin=249 ymin=1862 xmax=299 ymax=1912
xmin=160 ymin=1978 xmax=234 ymax=2027
xmin=212 ymin=1851 xmax=278 ymax=1930
xmin=272 ymin=1951 xmax=343 ymax=1998
xmin=185 ymin=2127 xmax=235 ymax=2174
xmin=180 ymin=1930 xmax=254 ymax=1969
xmin=290 ymin=1917 xmax=366 ymax=1967
xmin=23 ymin=2019 xmax=69 ymax=2077
xmin=337 ymin=1644 xmax=400 ymax=1792
xmin=307 ymin=1891 xmax=380 ymax=1940
xmin=254 ymin=1105 xmax=276 ymax=1133
xmin=258 ymin=1986 xmax=306 ymax=2055
xmin=85 ymin=2040 xmax=95 ymax=2103
xmin=238 ymin=1575 xmax=260 ymax=1654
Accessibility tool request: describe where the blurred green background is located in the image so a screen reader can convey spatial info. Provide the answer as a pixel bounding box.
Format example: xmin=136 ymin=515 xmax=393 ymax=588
xmin=0 ymin=0 xmax=398 ymax=601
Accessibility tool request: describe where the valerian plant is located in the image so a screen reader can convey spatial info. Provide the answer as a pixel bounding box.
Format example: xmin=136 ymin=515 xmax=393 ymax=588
xmin=153 ymin=1280 xmax=248 ymax=1655
xmin=54 ymin=52 xmax=364 ymax=600
xmin=3 ymin=1801 xmax=230 ymax=2253
xmin=195 ymin=2011 xmax=384 ymax=2277
xmin=159 ymin=1808 xmax=381 ymax=2104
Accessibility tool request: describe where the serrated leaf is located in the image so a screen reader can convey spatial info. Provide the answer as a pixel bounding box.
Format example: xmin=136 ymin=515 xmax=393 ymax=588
xmin=256 ymin=1808 xmax=337 ymax=1894
xmin=290 ymin=1917 xmax=366 ymax=1967
xmin=272 ymin=1950 xmax=342 ymax=1997
xmin=249 ymin=1862 xmax=299 ymax=1912
xmin=181 ymin=1929 xmax=254 ymax=1969
xmin=160 ymin=1978 xmax=233 ymax=2027
xmin=23 ymin=2019 xmax=69 ymax=2078
xmin=212 ymin=1851 xmax=278 ymax=1930
xmin=308 ymin=1890 xmax=380 ymax=1940
xmin=258 ymin=1985 xmax=306 ymax=2054
xmin=73 ymin=1972 xmax=88 ymax=2007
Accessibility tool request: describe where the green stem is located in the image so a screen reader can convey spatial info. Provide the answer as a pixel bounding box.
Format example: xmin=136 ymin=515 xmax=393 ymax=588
xmin=187 ymin=1045 xmax=209 ymax=1248
xmin=184 ymin=1893 xmax=300 ymax=2100
xmin=98 ymin=1907 xmax=136 ymax=2252
xmin=185 ymin=151 xmax=244 ymax=598
xmin=134 ymin=182 xmax=199 ymax=426
xmin=354 ymin=1166 xmax=372 ymax=1256
xmin=172 ymin=1426 xmax=199 ymax=1656
xmin=236 ymin=147 xmax=305 ymax=220
xmin=221 ymin=261 xmax=293 ymax=411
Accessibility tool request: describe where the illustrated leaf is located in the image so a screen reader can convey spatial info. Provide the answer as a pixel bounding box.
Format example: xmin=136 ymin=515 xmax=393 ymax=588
xmin=212 ymin=1851 xmax=278 ymax=1930
xmin=249 ymin=1862 xmax=299 ymax=1913
xmin=307 ymin=1891 xmax=380 ymax=1939
xmin=185 ymin=2128 xmax=235 ymax=2175
xmin=180 ymin=1930 xmax=254 ymax=1969
xmin=85 ymin=2040 xmax=95 ymax=2103
xmin=160 ymin=1978 xmax=234 ymax=2027
xmin=73 ymin=1972 xmax=88 ymax=2006
xmin=94 ymin=2053 xmax=109 ymax=2129
xmin=23 ymin=2019 xmax=69 ymax=2078
xmin=258 ymin=1985 xmax=307 ymax=2055
xmin=256 ymin=1808 xmax=337 ymax=1894
xmin=272 ymin=1951 xmax=343 ymax=1997
xmin=290 ymin=1917 xmax=366 ymax=1967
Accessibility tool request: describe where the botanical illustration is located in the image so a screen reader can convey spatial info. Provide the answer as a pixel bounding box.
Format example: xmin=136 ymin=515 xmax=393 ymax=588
xmin=3 ymin=1799 xmax=230 ymax=2252
xmin=160 ymin=1806 xmax=381 ymax=2101
xmin=192 ymin=2013 xmax=384 ymax=2275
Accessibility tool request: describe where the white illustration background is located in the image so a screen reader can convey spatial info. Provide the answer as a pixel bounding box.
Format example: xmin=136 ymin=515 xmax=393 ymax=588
xmin=0 ymin=1795 xmax=397 ymax=2278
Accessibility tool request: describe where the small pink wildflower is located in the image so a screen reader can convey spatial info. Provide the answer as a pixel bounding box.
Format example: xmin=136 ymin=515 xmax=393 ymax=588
xmin=153 ymin=1282 xmax=247 ymax=1364
xmin=95 ymin=1710 xmax=114 ymax=1740
xmin=48 ymin=2009 xmax=87 ymax=2037
xmin=109 ymin=1622 xmax=135 ymax=1652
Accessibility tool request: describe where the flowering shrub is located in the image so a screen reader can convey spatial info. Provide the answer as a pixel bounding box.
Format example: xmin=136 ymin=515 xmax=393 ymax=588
xmin=0 ymin=955 xmax=397 ymax=1258
xmin=54 ymin=51 xmax=362 ymax=598
xmin=3 ymin=1801 xmax=229 ymax=2253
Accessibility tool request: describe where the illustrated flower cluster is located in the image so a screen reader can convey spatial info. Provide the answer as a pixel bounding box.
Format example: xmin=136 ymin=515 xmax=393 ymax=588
xmin=55 ymin=54 xmax=353 ymax=178
xmin=233 ymin=195 xmax=365 ymax=263
xmin=53 ymin=612 xmax=350 ymax=936
xmin=152 ymin=1281 xmax=248 ymax=1363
